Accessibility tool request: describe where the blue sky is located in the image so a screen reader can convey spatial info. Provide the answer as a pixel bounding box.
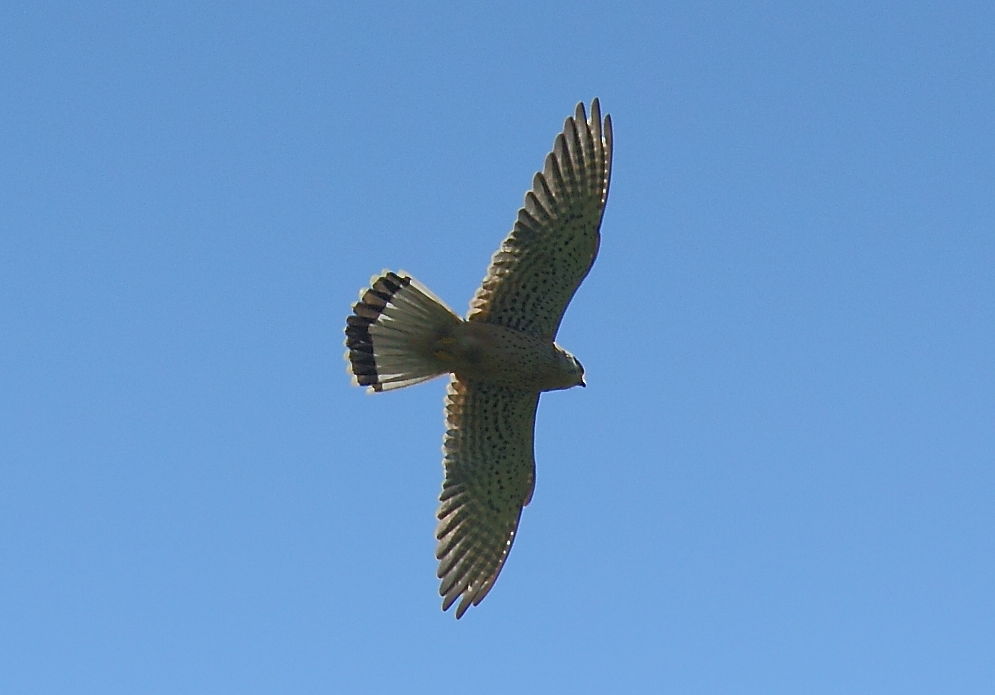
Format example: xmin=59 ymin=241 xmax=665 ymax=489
xmin=3 ymin=1 xmax=994 ymax=692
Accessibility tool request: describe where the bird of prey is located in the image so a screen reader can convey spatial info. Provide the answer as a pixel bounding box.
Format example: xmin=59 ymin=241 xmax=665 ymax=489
xmin=344 ymin=99 xmax=613 ymax=618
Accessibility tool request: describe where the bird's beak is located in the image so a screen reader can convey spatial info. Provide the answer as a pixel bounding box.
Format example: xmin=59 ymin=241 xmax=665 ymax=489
xmin=578 ymin=378 xmax=586 ymax=388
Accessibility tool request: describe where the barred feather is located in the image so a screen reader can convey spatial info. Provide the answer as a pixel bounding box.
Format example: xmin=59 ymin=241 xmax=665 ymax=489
xmin=344 ymin=271 xmax=461 ymax=392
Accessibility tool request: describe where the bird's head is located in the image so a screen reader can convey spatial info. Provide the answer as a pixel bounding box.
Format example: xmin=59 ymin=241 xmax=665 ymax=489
xmin=549 ymin=345 xmax=586 ymax=390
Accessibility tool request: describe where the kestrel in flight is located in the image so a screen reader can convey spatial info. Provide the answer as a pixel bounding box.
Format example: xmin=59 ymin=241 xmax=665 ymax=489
xmin=344 ymin=99 xmax=613 ymax=618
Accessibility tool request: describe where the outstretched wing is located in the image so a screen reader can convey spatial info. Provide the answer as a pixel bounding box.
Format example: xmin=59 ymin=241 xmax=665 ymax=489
xmin=435 ymin=377 xmax=540 ymax=618
xmin=467 ymin=99 xmax=613 ymax=339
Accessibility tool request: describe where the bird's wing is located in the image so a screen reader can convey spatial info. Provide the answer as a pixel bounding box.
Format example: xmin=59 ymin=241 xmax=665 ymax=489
xmin=436 ymin=377 xmax=540 ymax=618
xmin=467 ymin=99 xmax=613 ymax=339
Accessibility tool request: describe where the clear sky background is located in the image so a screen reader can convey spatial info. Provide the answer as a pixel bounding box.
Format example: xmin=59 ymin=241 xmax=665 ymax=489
xmin=3 ymin=2 xmax=994 ymax=693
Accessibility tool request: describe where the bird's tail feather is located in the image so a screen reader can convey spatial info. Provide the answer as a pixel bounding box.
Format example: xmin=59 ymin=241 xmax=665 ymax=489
xmin=345 ymin=271 xmax=462 ymax=392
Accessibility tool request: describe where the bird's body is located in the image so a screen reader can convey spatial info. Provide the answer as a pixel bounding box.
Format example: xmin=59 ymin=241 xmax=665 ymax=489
xmin=438 ymin=320 xmax=585 ymax=391
xmin=344 ymin=99 xmax=613 ymax=617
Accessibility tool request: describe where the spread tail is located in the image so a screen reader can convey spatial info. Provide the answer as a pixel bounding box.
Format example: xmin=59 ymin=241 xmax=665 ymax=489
xmin=345 ymin=271 xmax=462 ymax=392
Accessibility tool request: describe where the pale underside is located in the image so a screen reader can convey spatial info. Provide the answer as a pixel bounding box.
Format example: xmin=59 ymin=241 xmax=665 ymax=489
xmin=436 ymin=100 xmax=613 ymax=617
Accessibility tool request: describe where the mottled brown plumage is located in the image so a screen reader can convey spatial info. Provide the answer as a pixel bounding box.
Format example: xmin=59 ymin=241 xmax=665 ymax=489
xmin=344 ymin=99 xmax=612 ymax=617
